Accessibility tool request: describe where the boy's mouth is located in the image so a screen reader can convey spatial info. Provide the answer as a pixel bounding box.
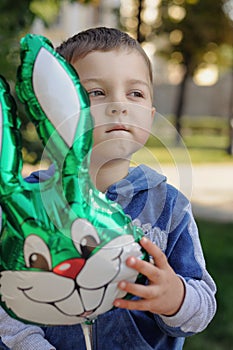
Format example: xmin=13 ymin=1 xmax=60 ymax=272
xmin=106 ymin=125 xmax=129 ymax=133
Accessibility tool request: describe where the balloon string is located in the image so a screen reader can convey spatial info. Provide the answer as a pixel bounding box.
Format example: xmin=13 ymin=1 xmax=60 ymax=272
xmin=81 ymin=323 xmax=92 ymax=350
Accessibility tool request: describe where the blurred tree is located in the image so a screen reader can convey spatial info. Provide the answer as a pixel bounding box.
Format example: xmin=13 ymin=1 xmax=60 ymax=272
xmin=0 ymin=0 xmax=98 ymax=82
xmin=0 ymin=0 xmax=98 ymax=163
xmin=120 ymin=0 xmax=233 ymax=145
xmin=0 ymin=0 xmax=35 ymax=81
xmin=227 ymin=69 xmax=233 ymax=155
xmin=156 ymin=0 xmax=233 ymax=144
xmin=136 ymin=0 xmax=144 ymax=43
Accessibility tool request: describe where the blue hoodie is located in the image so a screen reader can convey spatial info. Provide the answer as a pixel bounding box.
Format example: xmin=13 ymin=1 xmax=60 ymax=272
xmin=0 ymin=165 xmax=216 ymax=350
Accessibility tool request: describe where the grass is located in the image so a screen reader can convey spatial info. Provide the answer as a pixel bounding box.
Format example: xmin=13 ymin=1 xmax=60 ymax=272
xmin=183 ymin=219 xmax=233 ymax=350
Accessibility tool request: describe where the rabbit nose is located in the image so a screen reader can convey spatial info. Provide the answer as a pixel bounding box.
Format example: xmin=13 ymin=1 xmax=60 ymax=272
xmin=53 ymin=258 xmax=85 ymax=279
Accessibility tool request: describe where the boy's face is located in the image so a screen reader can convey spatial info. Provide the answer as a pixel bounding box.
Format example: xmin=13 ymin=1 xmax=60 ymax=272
xmin=72 ymin=49 xmax=155 ymax=163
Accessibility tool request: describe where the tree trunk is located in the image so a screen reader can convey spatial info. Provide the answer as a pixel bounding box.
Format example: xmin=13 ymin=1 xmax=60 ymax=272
xmin=174 ymin=67 xmax=189 ymax=145
xmin=136 ymin=0 xmax=143 ymax=43
xmin=227 ymin=69 xmax=233 ymax=155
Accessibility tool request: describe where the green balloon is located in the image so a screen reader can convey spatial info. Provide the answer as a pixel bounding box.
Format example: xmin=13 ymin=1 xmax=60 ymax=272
xmin=0 ymin=34 xmax=147 ymax=326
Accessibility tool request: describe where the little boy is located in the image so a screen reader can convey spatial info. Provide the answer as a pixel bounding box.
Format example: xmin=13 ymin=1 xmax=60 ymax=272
xmin=0 ymin=27 xmax=216 ymax=350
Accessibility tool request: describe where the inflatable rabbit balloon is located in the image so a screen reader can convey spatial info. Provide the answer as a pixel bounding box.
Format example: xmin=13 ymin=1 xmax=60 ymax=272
xmin=0 ymin=34 xmax=147 ymax=326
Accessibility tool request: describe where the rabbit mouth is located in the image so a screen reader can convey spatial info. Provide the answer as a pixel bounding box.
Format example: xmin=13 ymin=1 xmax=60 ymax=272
xmin=53 ymin=285 xmax=107 ymax=317
xmin=9 ymin=275 xmax=111 ymax=322
xmin=16 ymin=260 xmax=119 ymax=318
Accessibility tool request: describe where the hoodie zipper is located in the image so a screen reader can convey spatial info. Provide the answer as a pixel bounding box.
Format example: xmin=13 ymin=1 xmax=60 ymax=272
xmin=82 ymin=319 xmax=96 ymax=349
xmin=82 ymin=322 xmax=92 ymax=349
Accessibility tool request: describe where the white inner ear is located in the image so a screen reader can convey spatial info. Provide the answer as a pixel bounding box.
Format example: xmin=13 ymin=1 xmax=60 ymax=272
xmin=33 ymin=47 xmax=81 ymax=147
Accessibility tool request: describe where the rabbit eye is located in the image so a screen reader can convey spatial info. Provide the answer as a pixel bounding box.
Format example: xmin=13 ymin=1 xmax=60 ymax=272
xmin=29 ymin=253 xmax=50 ymax=271
xmin=24 ymin=235 xmax=52 ymax=271
xmin=80 ymin=235 xmax=99 ymax=259
xmin=72 ymin=219 xmax=101 ymax=259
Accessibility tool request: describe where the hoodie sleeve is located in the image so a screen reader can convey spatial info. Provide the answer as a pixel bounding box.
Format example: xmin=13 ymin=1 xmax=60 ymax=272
xmin=155 ymin=201 xmax=217 ymax=337
xmin=0 ymin=307 xmax=55 ymax=350
xmin=108 ymin=165 xmax=217 ymax=338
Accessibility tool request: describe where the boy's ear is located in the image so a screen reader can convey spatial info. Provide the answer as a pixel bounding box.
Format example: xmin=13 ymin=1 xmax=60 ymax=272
xmin=151 ymin=106 xmax=156 ymax=122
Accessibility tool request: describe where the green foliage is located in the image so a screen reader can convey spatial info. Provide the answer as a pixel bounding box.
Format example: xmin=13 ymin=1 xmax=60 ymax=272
xmin=29 ymin=0 xmax=61 ymax=25
xmin=0 ymin=0 xmax=99 ymax=81
xmin=0 ymin=0 xmax=35 ymax=81
xmin=153 ymin=0 xmax=233 ymax=141
xmin=0 ymin=0 xmax=99 ymax=163
xmin=157 ymin=0 xmax=233 ymax=74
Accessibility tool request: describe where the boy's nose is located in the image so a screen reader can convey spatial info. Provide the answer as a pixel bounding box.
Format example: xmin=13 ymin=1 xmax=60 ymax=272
xmin=106 ymin=102 xmax=127 ymax=116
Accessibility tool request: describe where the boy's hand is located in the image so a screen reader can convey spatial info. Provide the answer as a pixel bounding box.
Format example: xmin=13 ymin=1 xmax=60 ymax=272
xmin=113 ymin=237 xmax=185 ymax=316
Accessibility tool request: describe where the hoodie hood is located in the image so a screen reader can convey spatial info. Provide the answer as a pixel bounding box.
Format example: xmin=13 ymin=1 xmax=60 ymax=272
xmin=25 ymin=164 xmax=166 ymax=201
xmin=26 ymin=164 xmax=166 ymax=189
xmin=107 ymin=164 xmax=166 ymax=200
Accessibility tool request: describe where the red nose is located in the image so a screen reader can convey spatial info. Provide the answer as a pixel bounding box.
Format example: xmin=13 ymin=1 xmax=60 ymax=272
xmin=53 ymin=258 xmax=85 ymax=279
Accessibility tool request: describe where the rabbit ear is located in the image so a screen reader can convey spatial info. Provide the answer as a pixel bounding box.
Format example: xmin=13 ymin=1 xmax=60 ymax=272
xmin=0 ymin=77 xmax=22 ymax=193
xmin=16 ymin=34 xmax=91 ymax=165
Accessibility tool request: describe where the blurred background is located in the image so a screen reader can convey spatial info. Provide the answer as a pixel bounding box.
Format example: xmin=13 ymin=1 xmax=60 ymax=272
xmin=0 ymin=1 xmax=232 ymax=349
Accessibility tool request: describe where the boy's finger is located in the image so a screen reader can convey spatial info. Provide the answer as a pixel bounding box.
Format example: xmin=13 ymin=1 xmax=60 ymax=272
xmin=125 ymin=255 xmax=159 ymax=282
xmin=117 ymin=280 xmax=158 ymax=300
xmin=140 ymin=237 xmax=168 ymax=268
xmin=113 ymin=297 xmax=152 ymax=311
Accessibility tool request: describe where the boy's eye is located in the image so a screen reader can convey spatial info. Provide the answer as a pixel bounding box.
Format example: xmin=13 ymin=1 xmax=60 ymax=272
xmin=129 ymin=91 xmax=144 ymax=98
xmin=88 ymin=89 xmax=104 ymax=97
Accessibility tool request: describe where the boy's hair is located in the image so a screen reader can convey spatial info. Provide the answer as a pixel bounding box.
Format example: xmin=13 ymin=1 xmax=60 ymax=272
xmin=56 ymin=27 xmax=153 ymax=84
